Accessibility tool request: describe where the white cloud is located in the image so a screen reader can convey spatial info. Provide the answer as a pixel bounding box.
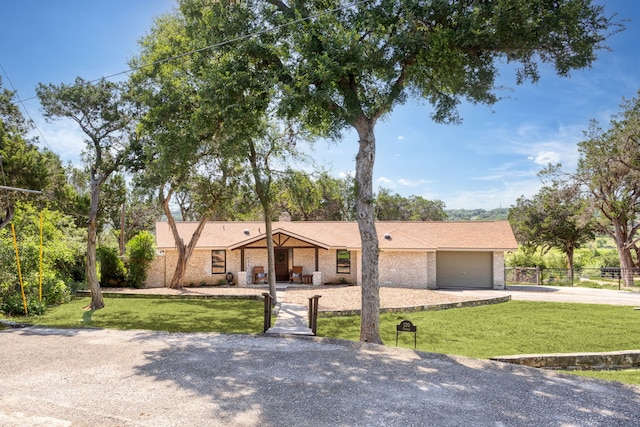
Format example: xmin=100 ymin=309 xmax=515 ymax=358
xmin=338 ymin=170 xmax=355 ymax=179
xmin=398 ymin=178 xmax=428 ymax=187
xmin=376 ymin=176 xmax=393 ymax=185
xmin=533 ymin=150 xmax=560 ymax=165
xmin=397 ymin=135 xmax=405 ymax=140
xmin=471 ymin=175 xmax=503 ymax=182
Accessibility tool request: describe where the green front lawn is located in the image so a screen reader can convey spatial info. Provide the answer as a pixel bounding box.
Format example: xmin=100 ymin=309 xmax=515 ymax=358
xmin=318 ymin=300 xmax=640 ymax=386
xmin=6 ymin=297 xmax=267 ymax=334
xmin=319 ymin=301 xmax=640 ymax=359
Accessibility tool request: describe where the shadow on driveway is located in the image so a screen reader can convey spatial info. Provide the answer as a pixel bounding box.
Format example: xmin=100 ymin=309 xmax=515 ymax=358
xmin=1 ymin=328 xmax=639 ymax=426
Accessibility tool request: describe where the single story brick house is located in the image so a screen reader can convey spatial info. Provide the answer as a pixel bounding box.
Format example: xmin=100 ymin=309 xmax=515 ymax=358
xmin=146 ymin=216 xmax=517 ymax=290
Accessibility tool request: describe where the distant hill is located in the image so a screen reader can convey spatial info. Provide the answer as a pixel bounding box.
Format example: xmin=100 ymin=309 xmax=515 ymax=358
xmin=445 ymin=208 xmax=509 ymax=221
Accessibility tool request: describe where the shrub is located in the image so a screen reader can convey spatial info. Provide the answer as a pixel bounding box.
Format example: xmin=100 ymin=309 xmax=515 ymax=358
xmin=97 ymin=246 xmax=126 ymax=287
xmin=0 ymin=204 xmax=81 ymax=315
xmin=0 ymin=278 xmax=55 ymax=316
xmin=126 ymin=231 xmax=156 ymax=289
xmin=506 ymin=249 xmax=544 ymax=268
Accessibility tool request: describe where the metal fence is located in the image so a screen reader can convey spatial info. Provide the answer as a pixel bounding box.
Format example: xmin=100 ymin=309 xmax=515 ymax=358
xmin=505 ymin=267 xmax=640 ymax=289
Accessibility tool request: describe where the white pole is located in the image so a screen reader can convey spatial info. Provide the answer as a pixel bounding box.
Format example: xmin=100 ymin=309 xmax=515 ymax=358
xmin=0 ymin=185 xmax=42 ymax=194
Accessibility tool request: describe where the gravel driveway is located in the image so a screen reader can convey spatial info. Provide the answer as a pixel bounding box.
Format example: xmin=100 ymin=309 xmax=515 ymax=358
xmin=1 ymin=327 xmax=639 ymax=427
xmin=2 ymin=285 xmax=640 ymax=426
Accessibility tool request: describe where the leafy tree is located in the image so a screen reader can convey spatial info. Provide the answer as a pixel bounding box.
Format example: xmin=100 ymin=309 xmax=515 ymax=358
xmin=274 ymin=169 xmax=356 ymax=221
xmin=132 ymin=8 xmax=303 ymax=301
xmin=97 ymin=246 xmax=127 ymax=287
xmin=130 ymin=11 xmax=256 ymax=289
xmin=570 ymin=93 xmax=640 ymax=286
xmin=276 ymin=168 xmax=323 ymax=220
xmin=374 ymin=188 xmax=446 ymax=221
xmin=509 ymin=183 xmax=595 ymax=277
xmin=375 ymin=188 xmax=411 ymax=221
xmin=0 ymin=78 xmax=70 ymax=228
xmin=37 ymin=77 xmax=135 ymax=309
xmin=168 ymin=0 xmax=618 ymax=343
xmin=446 ymin=208 xmax=509 ymax=221
xmin=0 ymin=203 xmax=84 ymax=315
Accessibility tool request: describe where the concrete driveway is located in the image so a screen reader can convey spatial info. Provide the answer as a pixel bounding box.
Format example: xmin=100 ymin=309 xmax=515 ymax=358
xmin=436 ymin=285 xmax=640 ymax=306
xmin=1 ymin=326 xmax=639 ymax=426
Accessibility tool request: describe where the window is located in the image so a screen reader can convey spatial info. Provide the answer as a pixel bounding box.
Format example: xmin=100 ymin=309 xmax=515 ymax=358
xmin=336 ymin=250 xmax=351 ymax=274
xmin=211 ymin=250 xmax=226 ymax=274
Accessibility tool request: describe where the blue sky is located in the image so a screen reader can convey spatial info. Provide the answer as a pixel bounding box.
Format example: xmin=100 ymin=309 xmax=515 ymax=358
xmin=1 ymin=0 xmax=638 ymax=210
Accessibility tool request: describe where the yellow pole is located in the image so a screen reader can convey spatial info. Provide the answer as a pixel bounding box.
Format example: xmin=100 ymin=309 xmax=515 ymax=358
xmin=11 ymin=223 xmax=28 ymax=315
xmin=39 ymin=212 xmax=43 ymax=302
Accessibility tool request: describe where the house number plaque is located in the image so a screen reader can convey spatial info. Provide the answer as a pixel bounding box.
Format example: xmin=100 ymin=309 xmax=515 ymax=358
xmin=395 ymin=319 xmax=417 ymax=348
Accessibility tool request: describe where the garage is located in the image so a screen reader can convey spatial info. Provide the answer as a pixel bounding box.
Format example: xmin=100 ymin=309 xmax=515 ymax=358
xmin=436 ymin=251 xmax=493 ymax=289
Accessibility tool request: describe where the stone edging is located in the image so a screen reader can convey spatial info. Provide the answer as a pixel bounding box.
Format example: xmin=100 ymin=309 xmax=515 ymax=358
xmin=319 ymin=295 xmax=512 ymax=317
xmin=490 ymin=350 xmax=640 ymax=370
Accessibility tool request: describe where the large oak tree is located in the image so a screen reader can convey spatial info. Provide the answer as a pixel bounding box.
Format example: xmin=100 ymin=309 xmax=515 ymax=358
xmin=141 ymin=0 xmax=619 ymax=342
xmin=573 ymin=93 xmax=640 ymax=286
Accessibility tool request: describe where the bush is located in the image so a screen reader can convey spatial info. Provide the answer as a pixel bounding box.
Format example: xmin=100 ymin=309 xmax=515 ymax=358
xmin=506 ymin=249 xmax=544 ymax=268
xmin=97 ymin=246 xmax=126 ymax=287
xmin=0 ymin=204 xmax=81 ymax=315
xmin=126 ymin=231 xmax=156 ymax=289
xmin=0 ymin=280 xmax=51 ymax=316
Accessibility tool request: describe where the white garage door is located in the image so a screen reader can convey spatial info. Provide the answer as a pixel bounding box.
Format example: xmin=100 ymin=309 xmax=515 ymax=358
xmin=436 ymin=251 xmax=493 ymax=289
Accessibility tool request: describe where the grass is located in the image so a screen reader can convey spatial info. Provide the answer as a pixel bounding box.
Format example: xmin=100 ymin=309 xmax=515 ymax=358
xmin=7 ymin=297 xmax=267 ymax=334
xmin=317 ymin=300 xmax=640 ymax=386
xmin=319 ymin=301 xmax=640 ymax=358
xmin=566 ymin=369 xmax=640 ymax=384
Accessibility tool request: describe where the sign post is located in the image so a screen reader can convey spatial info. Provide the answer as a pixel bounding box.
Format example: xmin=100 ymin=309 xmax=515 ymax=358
xmin=396 ymin=319 xmax=417 ymax=348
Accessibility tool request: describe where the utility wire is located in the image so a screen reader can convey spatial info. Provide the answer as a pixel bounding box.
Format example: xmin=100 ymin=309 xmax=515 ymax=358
xmin=3 ymin=0 xmax=374 ymax=166
xmin=15 ymin=0 xmax=374 ymax=103
xmin=0 ymin=64 xmax=54 ymax=153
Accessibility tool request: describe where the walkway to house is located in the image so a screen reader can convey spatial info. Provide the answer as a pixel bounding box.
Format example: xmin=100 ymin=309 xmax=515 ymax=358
xmin=265 ymin=284 xmax=313 ymax=336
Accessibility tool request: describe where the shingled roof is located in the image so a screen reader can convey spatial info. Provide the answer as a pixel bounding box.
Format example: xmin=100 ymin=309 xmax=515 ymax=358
xmin=155 ymin=220 xmax=517 ymax=251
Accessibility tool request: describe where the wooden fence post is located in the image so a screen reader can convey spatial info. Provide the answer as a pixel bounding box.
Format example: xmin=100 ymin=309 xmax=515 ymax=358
xmin=263 ymin=292 xmax=272 ymax=333
xmin=308 ymin=295 xmax=321 ymax=335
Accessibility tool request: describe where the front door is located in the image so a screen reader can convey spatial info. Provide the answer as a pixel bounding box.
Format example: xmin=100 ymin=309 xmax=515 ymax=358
xmin=274 ymin=249 xmax=289 ymax=282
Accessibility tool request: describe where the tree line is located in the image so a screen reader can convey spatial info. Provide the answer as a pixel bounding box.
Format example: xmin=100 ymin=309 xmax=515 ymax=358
xmin=1 ymin=0 xmax=619 ymax=344
xmin=509 ymin=92 xmax=640 ymax=286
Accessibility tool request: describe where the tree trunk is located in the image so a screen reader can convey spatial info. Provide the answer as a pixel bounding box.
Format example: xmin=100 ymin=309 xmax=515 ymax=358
xmin=162 ymin=188 xmax=208 ymax=288
xmin=0 ymin=206 xmax=14 ymax=230
xmin=264 ymin=211 xmax=277 ymax=304
xmin=168 ymin=217 xmax=207 ymax=288
xmin=353 ymin=116 xmax=382 ymax=344
xmin=86 ymin=177 xmax=104 ymax=310
xmin=565 ymin=244 xmax=575 ymax=284
xmin=611 ymin=218 xmax=635 ymax=287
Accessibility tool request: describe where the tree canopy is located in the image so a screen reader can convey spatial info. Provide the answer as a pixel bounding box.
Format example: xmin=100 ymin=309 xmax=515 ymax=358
xmin=142 ymin=0 xmax=619 ymax=343
xmin=37 ymin=77 xmax=135 ymax=309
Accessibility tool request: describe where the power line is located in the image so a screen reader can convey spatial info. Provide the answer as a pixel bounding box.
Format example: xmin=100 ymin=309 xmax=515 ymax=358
xmin=2 ymin=0 xmax=374 ymax=165
xmin=0 ymin=64 xmax=55 ymax=153
xmin=15 ymin=0 xmax=374 ymax=102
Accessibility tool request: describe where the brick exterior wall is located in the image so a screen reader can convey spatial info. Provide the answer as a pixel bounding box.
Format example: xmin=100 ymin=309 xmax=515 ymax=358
xmin=427 ymin=251 xmax=437 ymax=289
xmin=378 ymin=251 xmax=430 ymax=289
xmin=493 ymin=251 xmax=506 ymax=289
xmin=145 ymin=254 xmax=166 ymax=288
xmin=145 ymin=247 xmax=507 ymax=289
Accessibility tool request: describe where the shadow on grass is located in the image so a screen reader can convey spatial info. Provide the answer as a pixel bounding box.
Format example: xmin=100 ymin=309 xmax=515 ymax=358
xmin=82 ymin=310 xmax=94 ymax=324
